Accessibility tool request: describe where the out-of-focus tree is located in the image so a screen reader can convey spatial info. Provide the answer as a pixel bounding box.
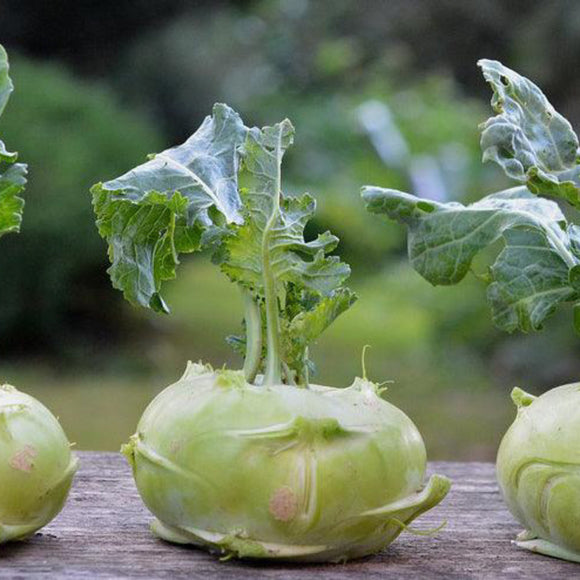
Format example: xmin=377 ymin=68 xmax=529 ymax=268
xmin=0 ymin=0 xmax=245 ymax=74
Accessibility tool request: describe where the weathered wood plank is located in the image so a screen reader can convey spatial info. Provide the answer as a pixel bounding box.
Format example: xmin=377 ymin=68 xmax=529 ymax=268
xmin=0 ymin=452 xmax=577 ymax=579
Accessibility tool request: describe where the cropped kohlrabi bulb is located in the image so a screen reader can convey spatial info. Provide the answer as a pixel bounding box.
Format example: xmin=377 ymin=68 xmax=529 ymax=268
xmin=0 ymin=385 xmax=78 ymax=543
xmin=123 ymin=363 xmax=450 ymax=562
xmin=497 ymin=385 xmax=580 ymax=563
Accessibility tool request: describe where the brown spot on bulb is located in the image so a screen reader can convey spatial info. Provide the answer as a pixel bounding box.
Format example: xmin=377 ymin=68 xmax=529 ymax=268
xmin=269 ymin=486 xmax=298 ymax=522
xmin=10 ymin=445 xmax=38 ymax=472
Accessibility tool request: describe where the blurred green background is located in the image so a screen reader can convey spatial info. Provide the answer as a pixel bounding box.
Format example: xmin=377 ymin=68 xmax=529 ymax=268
xmin=1 ymin=0 xmax=580 ymax=459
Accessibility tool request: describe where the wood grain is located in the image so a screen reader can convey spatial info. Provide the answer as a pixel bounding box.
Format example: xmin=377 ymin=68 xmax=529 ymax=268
xmin=0 ymin=452 xmax=577 ymax=578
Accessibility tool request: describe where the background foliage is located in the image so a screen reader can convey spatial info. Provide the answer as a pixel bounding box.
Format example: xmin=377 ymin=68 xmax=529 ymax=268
xmin=2 ymin=0 xmax=580 ymax=458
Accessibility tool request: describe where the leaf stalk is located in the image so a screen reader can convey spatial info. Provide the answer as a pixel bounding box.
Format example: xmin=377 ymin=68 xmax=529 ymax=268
xmin=262 ymin=128 xmax=284 ymax=386
xmin=242 ymin=289 xmax=262 ymax=384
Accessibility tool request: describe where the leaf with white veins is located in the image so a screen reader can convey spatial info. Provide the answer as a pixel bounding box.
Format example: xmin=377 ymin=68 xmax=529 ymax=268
xmin=0 ymin=45 xmax=26 ymax=238
xmin=479 ymin=59 xmax=580 ymax=206
xmin=220 ymin=121 xmax=351 ymax=297
xmin=0 ymin=45 xmax=12 ymax=117
xmin=219 ymin=119 xmax=354 ymax=382
xmin=91 ymin=103 xmax=248 ymax=312
xmin=93 ymin=103 xmax=355 ymax=384
xmin=362 ymin=185 xmax=580 ymax=332
xmin=489 ymin=228 xmax=577 ymax=331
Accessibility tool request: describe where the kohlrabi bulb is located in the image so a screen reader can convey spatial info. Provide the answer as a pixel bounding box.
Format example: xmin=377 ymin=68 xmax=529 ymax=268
xmin=497 ymin=384 xmax=580 ymax=563
xmin=123 ymin=363 xmax=450 ymax=562
xmin=0 ymin=385 xmax=78 ymax=543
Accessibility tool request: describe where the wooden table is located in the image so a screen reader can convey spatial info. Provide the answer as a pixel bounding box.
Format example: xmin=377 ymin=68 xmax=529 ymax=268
xmin=0 ymin=452 xmax=577 ymax=578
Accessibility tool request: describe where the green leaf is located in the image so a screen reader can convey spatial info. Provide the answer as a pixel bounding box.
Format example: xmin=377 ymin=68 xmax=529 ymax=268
xmin=282 ymin=288 xmax=357 ymax=384
xmin=489 ymin=228 xmax=577 ymax=331
xmin=221 ymin=122 xmax=350 ymax=296
xmin=0 ymin=163 xmax=27 ymax=236
xmin=219 ymin=119 xmax=353 ymax=381
xmin=478 ymin=59 xmax=580 ymax=206
xmin=362 ymin=185 xmax=580 ymax=332
xmin=92 ymin=190 xmax=201 ymax=313
xmin=91 ymin=103 xmax=248 ymax=313
xmin=0 ymin=45 xmax=26 ymax=239
xmin=0 ymin=45 xmax=12 ymax=117
xmin=93 ymin=103 xmax=354 ymax=384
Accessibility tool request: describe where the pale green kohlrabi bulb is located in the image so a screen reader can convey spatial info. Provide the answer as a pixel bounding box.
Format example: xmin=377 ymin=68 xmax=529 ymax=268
xmin=0 ymin=385 xmax=78 ymax=543
xmin=497 ymin=384 xmax=580 ymax=563
xmin=123 ymin=363 xmax=451 ymax=563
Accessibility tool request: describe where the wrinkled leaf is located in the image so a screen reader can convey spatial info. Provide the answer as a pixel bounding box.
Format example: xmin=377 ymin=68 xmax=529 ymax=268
xmin=0 ymin=45 xmax=26 ymax=238
xmin=219 ymin=119 xmax=354 ymax=380
xmin=91 ymin=103 xmax=247 ymax=312
xmin=362 ymin=185 xmax=580 ymax=332
xmin=0 ymin=163 xmax=27 ymax=236
xmin=489 ymin=228 xmax=577 ymax=331
xmin=93 ymin=104 xmax=355 ymax=384
xmin=92 ymin=191 xmax=201 ymax=313
xmin=0 ymin=45 xmax=12 ymax=117
xmin=282 ymin=288 xmax=357 ymax=383
xmin=221 ymin=121 xmax=351 ymax=297
xmin=479 ymin=59 xmax=580 ymax=206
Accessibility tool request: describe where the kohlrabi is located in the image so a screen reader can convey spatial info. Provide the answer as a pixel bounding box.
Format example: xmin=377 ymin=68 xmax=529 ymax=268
xmin=92 ymin=104 xmax=450 ymax=562
xmin=363 ymin=59 xmax=580 ymax=563
xmin=0 ymin=386 xmax=78 ymax=543
xmin=0 ymin=45 xmax=77 ymax=544
xmin=497 ymin=385 xmax=580 ymax=563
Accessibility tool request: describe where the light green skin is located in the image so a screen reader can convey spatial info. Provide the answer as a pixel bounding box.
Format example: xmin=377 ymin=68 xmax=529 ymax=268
xmin=497 ymin=384 xmax=580 ymax=563
xmin=0 ymin=385 xmax=78 ymax=543
xmin=124 ymin=363 xmax=450 ymax=562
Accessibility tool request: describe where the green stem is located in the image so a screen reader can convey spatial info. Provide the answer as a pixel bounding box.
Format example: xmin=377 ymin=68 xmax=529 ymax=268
xmin=301 ymin=347 xmax=309 ymax=388
xmin=262 ymin=128 xmax=284 ymax=386
xmin=361 ymin=344 xmax=371 ymax=380
xmin=262 ymin=239 xmax=282 ymax=385
xmin=242 ymin=289 xmax=262 ymax=384
xmin=282 ymin=362 xmax=296 ymax=386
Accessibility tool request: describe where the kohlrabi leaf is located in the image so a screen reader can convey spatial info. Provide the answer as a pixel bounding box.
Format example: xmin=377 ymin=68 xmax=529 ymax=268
xmin=488 ymin=228 xmax=577 ymax=331
xmin=0 ymin=45 xmax=12 ymax=117
xmin=219 ymin=119 xmax=354 ymax=383
xmin=362 ymin=185 xmax=580 ymax=332
xmin=91 ymin=191 xmax=202 ymax=313
xmin=282 ymin=288 xmax=357 ymax=384
xmin=91 ymin=103 xmax=248 ymax=313
xmin=478 ymin=59 xmax=580 ymax=207
xmin=94 ymin=103 xmax=354 ymax=385
xmin=0 ymin=45 xmax=26 ymax=238
xmin=220 ymin=122 xmax=350 ymax=296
